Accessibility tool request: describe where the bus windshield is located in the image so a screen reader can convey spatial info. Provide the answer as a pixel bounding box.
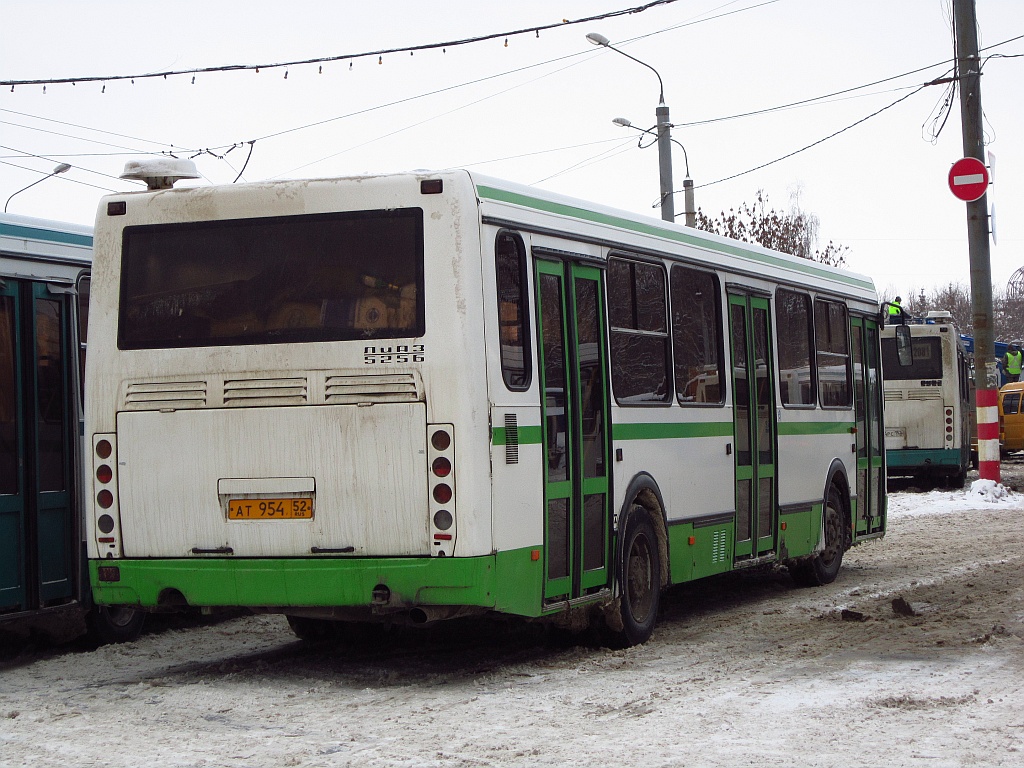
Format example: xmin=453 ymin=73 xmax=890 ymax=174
xmin=881 ymin=336 xmax=942 ymax=380
xmin=118 ymin=208 xmax=424 ymax=350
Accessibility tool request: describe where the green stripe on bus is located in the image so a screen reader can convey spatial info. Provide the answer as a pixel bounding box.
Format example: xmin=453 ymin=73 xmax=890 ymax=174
xmin=777 ymin=421 xmax=855 ymax=436
xmin=492 ymin=425 xmax=543 ymax=446
xmin=613 ymin=422 xmax=733 ymax=440
xmin=476 ymin=185 xmax=874 ymax=291
xmin=0 ymin=222 xmax=92 ymax=248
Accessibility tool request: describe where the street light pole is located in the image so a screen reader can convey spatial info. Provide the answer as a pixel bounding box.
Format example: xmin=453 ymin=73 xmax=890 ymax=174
xmin=587 ymin=33 xmax=689 ymax=225
xmin=4 ymin=163 xmax=72 ymax=213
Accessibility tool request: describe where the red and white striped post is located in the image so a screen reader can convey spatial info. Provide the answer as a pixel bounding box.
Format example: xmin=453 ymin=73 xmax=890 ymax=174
xmin=976 ymin=386 xmax=1001 ymax=482
xmin=952 ymin=0 xmax=998 ymax=484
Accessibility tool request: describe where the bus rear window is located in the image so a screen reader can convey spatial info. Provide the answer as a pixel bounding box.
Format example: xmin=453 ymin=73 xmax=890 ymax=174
xmin=881 ymin=337 xmax=942 ymax=380
xmin=118 ymin=209 xmax=424 ymax=350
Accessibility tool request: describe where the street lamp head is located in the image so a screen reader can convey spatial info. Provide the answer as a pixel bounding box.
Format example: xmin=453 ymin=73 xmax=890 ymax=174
xmin=4 ymin=162 xmax=74 ymax=213
xmin=586 ymin=32 xmax=610 ymax=47
xmin=612 ymin=117 xmax=632 ymax=128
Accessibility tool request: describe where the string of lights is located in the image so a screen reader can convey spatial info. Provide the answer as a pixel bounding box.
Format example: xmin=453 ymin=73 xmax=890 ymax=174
xmin=0 ymin=0 xmax=678 ymax=88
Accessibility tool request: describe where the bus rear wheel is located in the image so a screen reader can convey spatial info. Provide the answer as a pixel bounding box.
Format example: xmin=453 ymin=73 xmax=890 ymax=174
xmin=789 ymin=486 xmax=846 ymax=587
xmin=607 ymin=507 xmax=661 ymax=648
xmin=86 ymin=605 xmax=145 ymax=645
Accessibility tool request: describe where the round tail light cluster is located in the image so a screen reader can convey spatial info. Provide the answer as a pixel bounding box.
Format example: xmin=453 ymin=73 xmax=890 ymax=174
xmin=427 ymin=425 xmax=456 ymax=554
xmin=93 ymin=435 xmax=120 ymax=552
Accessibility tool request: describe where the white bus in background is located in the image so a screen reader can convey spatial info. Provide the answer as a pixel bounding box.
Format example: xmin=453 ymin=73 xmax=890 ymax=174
xmin=0 ymin=213 xmax=143 ymax=643
xmin=881 ymin=311 xmax=972 ymax=487
xmin=85 ymin=164 xmax=886 ymax=647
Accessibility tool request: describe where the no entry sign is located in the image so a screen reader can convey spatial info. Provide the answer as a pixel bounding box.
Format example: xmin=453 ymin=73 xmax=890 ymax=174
xmin=948 ymin=157 xmax=989 ymax=202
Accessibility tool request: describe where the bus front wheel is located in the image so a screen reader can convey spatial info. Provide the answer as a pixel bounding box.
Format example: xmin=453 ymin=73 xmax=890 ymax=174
xmin=608 ymin=507 xmax=661 ymax=648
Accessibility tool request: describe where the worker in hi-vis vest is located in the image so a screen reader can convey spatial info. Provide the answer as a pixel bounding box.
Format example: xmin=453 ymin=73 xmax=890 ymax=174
xmin=1003 ymin=343 xmax=1023 ymax=383
xmin=888 ymin=296 xmax=903 ymax=319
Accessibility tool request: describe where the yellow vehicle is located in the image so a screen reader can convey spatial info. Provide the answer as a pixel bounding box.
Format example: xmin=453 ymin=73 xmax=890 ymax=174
xmin=998 ymin=381 xmax=1024 ymax=453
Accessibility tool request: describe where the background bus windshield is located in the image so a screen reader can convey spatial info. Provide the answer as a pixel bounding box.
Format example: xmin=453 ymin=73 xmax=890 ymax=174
xmin=118 ymin=208 xmax=423 ymax=349
xmin=881 ymin=336 xmax=942 ymax=380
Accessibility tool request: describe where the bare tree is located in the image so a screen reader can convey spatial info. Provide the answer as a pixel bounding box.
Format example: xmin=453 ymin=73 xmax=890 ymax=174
xmin=694 ymin=189 xmax=849 ymax=268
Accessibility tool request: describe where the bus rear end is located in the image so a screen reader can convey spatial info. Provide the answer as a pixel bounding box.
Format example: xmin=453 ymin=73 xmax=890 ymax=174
xmin=86 ymin=168 xmax=495 ymax=624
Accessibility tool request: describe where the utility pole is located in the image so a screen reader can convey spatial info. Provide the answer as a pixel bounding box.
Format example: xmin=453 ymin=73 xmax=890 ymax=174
xmin=655 ymin=102 xmax=675 ymax=222
xmin=953 ymin=0 xmax=998 ymax=483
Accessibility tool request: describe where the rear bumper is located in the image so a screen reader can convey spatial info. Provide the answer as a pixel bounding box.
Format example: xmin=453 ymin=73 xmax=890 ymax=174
xmin=89 ymin=549 xmax=543 ymax=616
xmin=886 ymin=448 xmax=965 ymax=471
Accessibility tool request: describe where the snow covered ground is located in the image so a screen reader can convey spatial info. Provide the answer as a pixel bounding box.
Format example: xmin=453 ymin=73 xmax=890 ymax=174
xmin=2 ymin=485 xmax=1023 ymax=767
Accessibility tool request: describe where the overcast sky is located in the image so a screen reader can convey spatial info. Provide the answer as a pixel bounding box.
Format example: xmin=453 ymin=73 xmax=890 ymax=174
xmin=2 ymin=0 xmax=1022 ymax=299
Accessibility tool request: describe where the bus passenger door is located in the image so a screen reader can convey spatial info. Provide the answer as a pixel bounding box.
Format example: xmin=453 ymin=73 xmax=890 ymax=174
xmin=535 ymin=260 xmax=612 ymax=603
xmin=728 ymin=293 xmax=778 ymax=560
xmin=0 ymin=281 xmax=75 ymax=612
xmin=852 ymin=317 xmax=885 ymax=535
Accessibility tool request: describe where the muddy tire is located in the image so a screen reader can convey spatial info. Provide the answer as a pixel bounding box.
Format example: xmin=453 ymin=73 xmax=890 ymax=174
xmin=790 ymin=486 xmax=846 ymax=587
xmin=86 ymin=605 xmax=145 ymax=645
xmin=608 ymin=507 xmax=661 ymax=648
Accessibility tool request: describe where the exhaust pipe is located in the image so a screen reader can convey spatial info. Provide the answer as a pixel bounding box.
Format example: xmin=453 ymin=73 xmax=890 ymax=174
xmin=409 ymin=605 xmax=482 ymax=624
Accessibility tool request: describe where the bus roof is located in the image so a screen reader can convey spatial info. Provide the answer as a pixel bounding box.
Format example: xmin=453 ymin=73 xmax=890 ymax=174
xmin=0 ymin=212 xmax=92 ymax=276
xmin=469 ymin=171 xmax=877 ymax=303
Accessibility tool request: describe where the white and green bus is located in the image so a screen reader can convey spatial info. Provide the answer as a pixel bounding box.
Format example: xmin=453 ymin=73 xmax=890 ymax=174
xmin=881 ymin=311 xmax=972 ymax=487
xmin=86 ymin=165 xmax=886 ymax=646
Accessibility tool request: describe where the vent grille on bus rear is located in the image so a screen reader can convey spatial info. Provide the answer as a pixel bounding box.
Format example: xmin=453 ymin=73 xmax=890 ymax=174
xmin=324 ymin=373 xmax=421 ymax=404
xmin=223 ymin=377 xmax=308 ymax=406
xmin=125 ymin=381 xmax=207 ymax=409
xmin=906 ymin=389 xmax=943 ymax=401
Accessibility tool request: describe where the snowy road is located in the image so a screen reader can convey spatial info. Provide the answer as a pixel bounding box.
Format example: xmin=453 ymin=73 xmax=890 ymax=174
xmin=2 ymin=486 xmax=1023 ymax=767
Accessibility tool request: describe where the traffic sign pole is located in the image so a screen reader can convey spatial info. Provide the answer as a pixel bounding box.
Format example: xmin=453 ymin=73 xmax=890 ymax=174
xmin=954 ymin=0 xmax=998 ymax=484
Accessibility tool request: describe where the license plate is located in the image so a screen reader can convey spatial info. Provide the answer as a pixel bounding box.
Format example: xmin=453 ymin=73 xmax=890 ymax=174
xmin=228 ymin=497 xmax=313 ymax=520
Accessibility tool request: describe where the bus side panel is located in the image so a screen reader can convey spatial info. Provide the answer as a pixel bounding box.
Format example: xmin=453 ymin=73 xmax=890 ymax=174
xmin=776 ymin=427 xmax=853 ymax=548
xmin=611 ymin=421 xmax=734 ymax=586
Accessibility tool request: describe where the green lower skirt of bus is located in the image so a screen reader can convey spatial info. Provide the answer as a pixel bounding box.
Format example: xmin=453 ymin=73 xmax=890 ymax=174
xmin=89 ymin=547 xmax=546 ymax=617
xmin=886 ymin=448 xmax=966 ymax=468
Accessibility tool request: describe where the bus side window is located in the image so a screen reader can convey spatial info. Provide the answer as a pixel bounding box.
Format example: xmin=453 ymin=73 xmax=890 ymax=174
xmin=814 ymin=299 xmax=852 ymax=408
xmin=607 ymin=256 xmax=671 ymax=404
xmin=776 ymin=289 xmax=815 ymax=407
xmin=494 ymin=232 xmax=531 ymax=390
xmin=670 ymin=265 xmax=723 ymax=404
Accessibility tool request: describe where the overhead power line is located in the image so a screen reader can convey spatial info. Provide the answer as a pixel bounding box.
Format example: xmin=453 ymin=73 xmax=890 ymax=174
xmin=688 ymin=84 xmax=931 ymax=193
xmin=1 ymin=0 xmax=679 ymax=88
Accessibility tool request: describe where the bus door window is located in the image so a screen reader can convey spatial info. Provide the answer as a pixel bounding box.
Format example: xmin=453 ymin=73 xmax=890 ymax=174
xmin=867 ymin=322 xmax=884 ymax=528
xmin=574 ymin=277 xmax=607 ymax=572
xmin=538 ymin=271 xmax=569 ymax=585
xmin=0 ymin=293 xmax=17 ymax=496
xmin=536 ymin=260 xmax=611 ymax=600
xmin=729 ymin=294 xmax=777 ymax=559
